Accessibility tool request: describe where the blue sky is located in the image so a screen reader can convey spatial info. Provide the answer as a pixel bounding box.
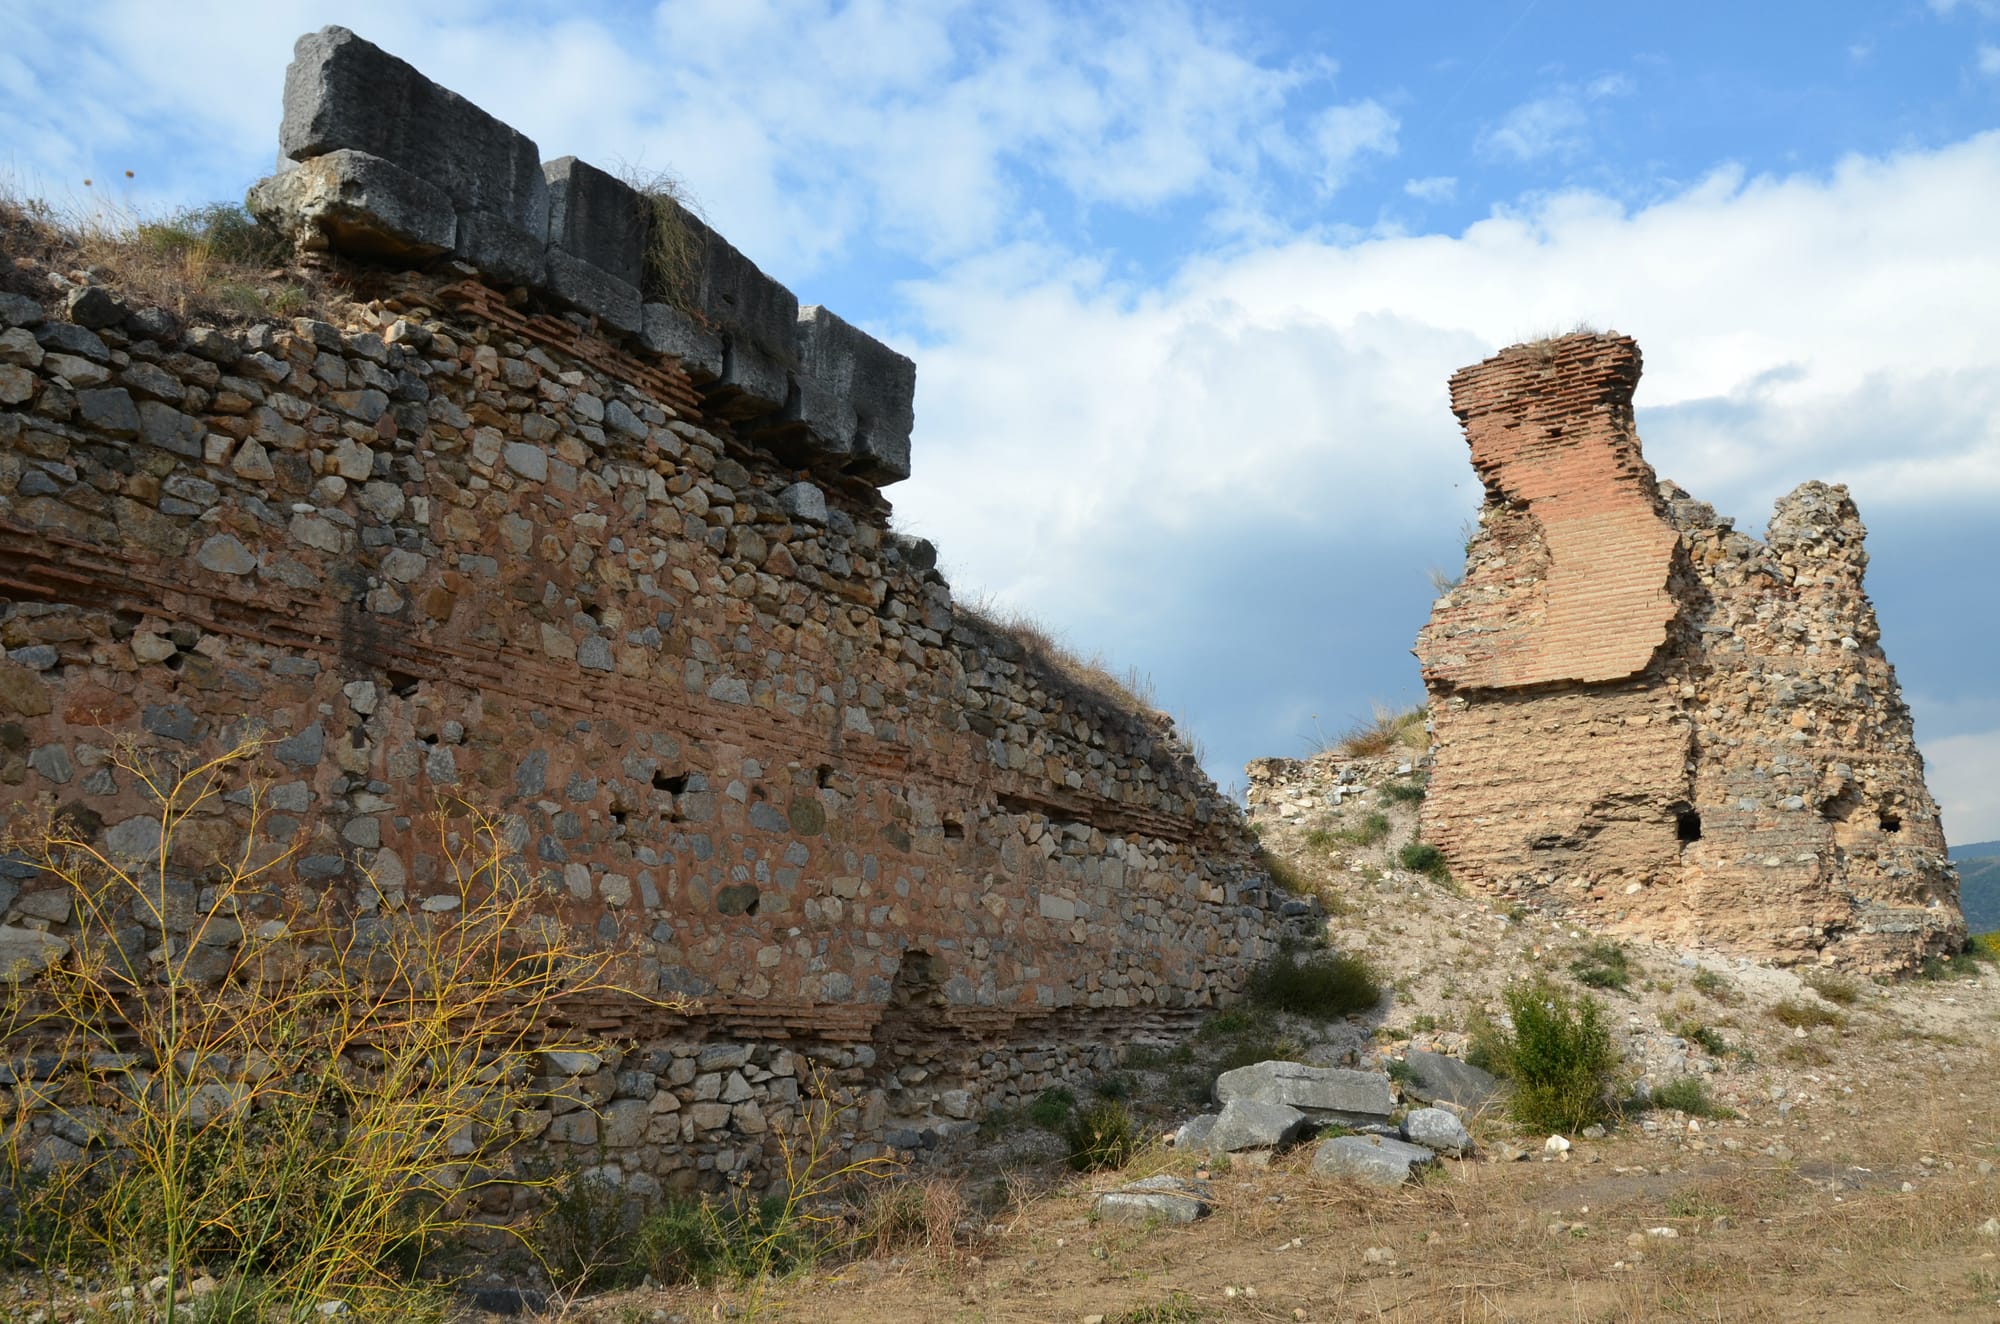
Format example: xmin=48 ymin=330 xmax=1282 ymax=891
xmin=4 ymin=1 xmax=1998 ymax=841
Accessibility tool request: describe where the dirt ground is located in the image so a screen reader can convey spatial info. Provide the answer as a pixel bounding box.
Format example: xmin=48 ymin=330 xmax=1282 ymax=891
xmin=538 ymin=792 xmax=2000 ymax=1323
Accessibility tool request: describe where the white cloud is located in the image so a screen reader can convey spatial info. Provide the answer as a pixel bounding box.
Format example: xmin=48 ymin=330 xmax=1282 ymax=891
xmin=1980 ymin=43 xmax=2000 ymax=75
xmin=1927 ymin=731 xmax=2000 ymax=844
xmin=1404 ymin=175 xmax=1457 ymax=203
xmin=892 ymin=135 xmax=2000 ymax=770
xmin=1477 ymin=73 xmax=1634 ymax=164
xmin=1311 ymin=100 xmax=1398 ymax=191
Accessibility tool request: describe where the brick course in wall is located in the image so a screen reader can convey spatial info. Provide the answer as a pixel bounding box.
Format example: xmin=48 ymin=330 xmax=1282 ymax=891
xmin=0 ymin=27 xmax=1296 ymax=1194
xmin=1416 ymin=333 xmax=1961 ymax=974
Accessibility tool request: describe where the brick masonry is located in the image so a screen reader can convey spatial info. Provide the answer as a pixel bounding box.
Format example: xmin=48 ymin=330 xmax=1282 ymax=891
xmin=1415 ymin=334 xmax=1961 ymax=974
xmin=0 ymin=28 xmax=1295 ymax=1196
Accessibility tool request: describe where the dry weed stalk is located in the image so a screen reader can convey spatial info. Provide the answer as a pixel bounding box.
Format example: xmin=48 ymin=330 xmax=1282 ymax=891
xmin=0 ymin=737 xmax=687 ymax=1320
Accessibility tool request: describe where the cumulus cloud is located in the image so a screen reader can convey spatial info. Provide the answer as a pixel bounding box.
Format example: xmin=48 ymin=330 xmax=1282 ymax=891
xmin=1980 ymin=43 xmax=2000 ymax=74
xmin=1311 ymin=100 xmax=1398 ymax=191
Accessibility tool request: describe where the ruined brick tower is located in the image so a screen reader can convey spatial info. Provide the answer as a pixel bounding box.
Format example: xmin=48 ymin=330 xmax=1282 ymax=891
xmin=1416 ymin=333 xmax=1961 ymax=973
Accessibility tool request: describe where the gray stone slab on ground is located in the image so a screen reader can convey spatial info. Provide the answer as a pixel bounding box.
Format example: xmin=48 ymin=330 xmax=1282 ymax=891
xmin=248 ymin=149 xmax=456 ymax=261
xmin=1312 ymin=1134 xmax=1439 ymax=1187
xmin=1094 ymin=1174 xmax=1211 ymax=1225
xmin=1215 ymin=1060 xmax=1395 ymax=1124
xmin=278 ymin=25 xmax=548 ymax=281
xmin=1203 ymin=1098 xmax=1311 ymax=1153
xmin=1173 ymin=1113 xmax=1218 ymax=1150
xmin=1401 ymin=1106 xmax=1474 ymax=1157
xmin=791 ymin=304 xmax=916 ymax=484
xmin=1404 ymin=1050 xmax=1502 ymax=1111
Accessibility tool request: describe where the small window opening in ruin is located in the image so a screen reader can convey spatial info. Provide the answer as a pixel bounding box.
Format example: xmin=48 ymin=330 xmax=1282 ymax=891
xmin=943 ymin=817 xmax=965 ymax=841
xmin=1675 ymin=808 xmax=1703 ymax=843
xmin=386 ymin=669 xmax=421 ymax=699
xmin=610 ymin=807 xmax=630 ymax=829
xmin=1879 ymin=810 xmax=1903 ymax=834
xmin=816 ymin=764 xmax=835 ymax=788
xmin=654 ymin=770 xmax=689 ymax=794
xmin=162 ymin=651 xmax=184 ymax=672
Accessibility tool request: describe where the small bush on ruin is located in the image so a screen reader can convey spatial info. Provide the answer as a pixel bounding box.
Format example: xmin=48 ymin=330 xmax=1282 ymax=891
xmin=0 ymin=738 xmax=690 ymax=1321
xmin=1248 ymin=946 xmax=1381 ymax=1019
xmin=1337 ymin=812 xmax=1392 ymax=848
xmin=1770 ymin=998 xmax=1846 ymax=1030
xmin=537 ymin=1170 xmax=642 ymax=1291
xmin=1109 ymin=1292 xmax=1205 ymax=1324
xmin=1028 ymin=1086 xmax=1077 ymax=1130
xmin=1646 ymin=1077 xmax=1735 ymax=1120
xmin=1568 ymin=940 xmax=1632 ymax=991
xmin=1690 ymin=967 xmax=1737 ymax=1003
xmin=1064 ymin=1101 xmax=1139 ymax=1172
xmin=1480 ymin=978 xmax=1620 ymax=1133
xmin=1380 ymin=775 xmax=1427 ymax=806
xmin=1803 ymin=971 xmax=1864 ymax=1005
xmin=1919 ymin=945 xmax=1990 ymax=980
xmin=1397 ymin=841 xmax=1448 ymax=877
xmin=1331 ymin=704 xmax=1430 ymax=758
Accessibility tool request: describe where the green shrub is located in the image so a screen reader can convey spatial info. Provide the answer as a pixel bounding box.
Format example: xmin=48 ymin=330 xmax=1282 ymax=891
xmin=536 ymin=1171 xmax=640 ymax=1290
xmin=1110 ymin=1292 xmax=1206 ymax=1323
xmin=1065 ymin=1101 xmax=1138 ymax=1171
xmin=1486 ymin=978 xmax=1620 ymax=1132
xmin=1970 ymin=932 xmax=2000 ymax=962
xmin=1095 ymin=1074 xmax=1134 ymax=1101
xmin=1802 ymin=971 xmax=1862 ymax=1005
xmin=1920 ymin=946 xmax=1989 ymax=980
xmin=1302 ymin=827 xmax=1335 ymax=850
xmin=135 ymin=202 xmax=290 ymax=268
xmin=1338 ymin=812 xmax=1392 ymax=847
xmin=1647 ymin=1077 xmax=1734 ymax=1119
xmin=1380 ymin=776 xmax=1427 ymax=806
xmin=1690 ymin=968 xmax=1736 ymax=1003
xmin=1568 ymin=941 xmax=1631 ymax=991
xmin=1028 ymin=1087 xmax=1076 ymax=1130
xmin=1673 ymin=1020 xmax=1735 ymax=1058
xmin=1248 ymin=947 xmax=1381 ymax=1018
xmin=1771 ymin=998 xmax=1845 ymax=1029
xmin=1397 ymin=841 xmax=1446 ymax=876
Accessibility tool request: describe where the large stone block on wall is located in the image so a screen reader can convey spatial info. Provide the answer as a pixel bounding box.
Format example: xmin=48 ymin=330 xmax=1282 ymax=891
xmin=790 ymin=305 xmax=915 ymax=485
xmin=279 ymin=25 xmax=548 ymax=283
xmin=543 ymin=157 xmax=645 ymax=334
xmin=247 ymin=149 xmax=455 ymax=262
xmin=652 ymin=198 xmax=797 ymax=416
xmin=640 ymin=303 xmax=725 ymax=380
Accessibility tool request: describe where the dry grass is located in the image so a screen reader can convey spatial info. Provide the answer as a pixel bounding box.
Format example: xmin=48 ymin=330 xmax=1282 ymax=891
xmin=0 ymin=179 xmax=315 ymax=325
xmin=1326 ymin=703 xmax=1430 ymax=758
xmin=957 ymin=597 xmax=1161 ymax=718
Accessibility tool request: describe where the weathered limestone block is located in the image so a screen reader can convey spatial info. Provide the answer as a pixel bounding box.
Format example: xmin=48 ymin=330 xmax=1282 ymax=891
xmin=278 ymin=25 xmax=548 ymax=283
xmin=543 ymin=156 xmax=645 ymax=334
xmin=248 ymin=149 xmax=455 ymax=261
xmin=648 ymin=197 xmax=797 ymax=415
xmin=789 ymin=305 xmax=916 ymax=485
xmin=1214 ymin=1060 xmax=1395 ymax=1123
xmin=1312 ymin=1134 xmax=1438 ymax=1186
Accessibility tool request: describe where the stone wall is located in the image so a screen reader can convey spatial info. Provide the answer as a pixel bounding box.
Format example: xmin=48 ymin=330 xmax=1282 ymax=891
xmin=0 ymin=26 xmax=1290 ymax=1196
xmin=1415 ymin=333 xmax=1960 ymax=974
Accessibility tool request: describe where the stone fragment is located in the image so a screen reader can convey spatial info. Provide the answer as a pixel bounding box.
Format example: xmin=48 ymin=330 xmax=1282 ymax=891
xmin=1215 ymin=1061 xmax=1395 ymax=1124
xmin=1200 ymin=1098 xmax=1311 ymax=1153
xmin=1312 ymin=1134 xmax=1439 ymax=1187
xmin=779 ymin=481 xmax=827 ymax=524
xmin=248 ymin=149 xmax=456 ymax=261
xmin=0 ymin=365 xmax=32 ymax=406
xmin=542 ymin=156 xmax=644 ymax=334
xmin=0 ymin=928 xmax=69 ymax=980
xmin=76 ymin=387 xmax=140 ymax=437
xmin=640 ymin=302 xmax=724 ymax=378
xmin=195 ymin=535 xmax=258 ymax=576
xmin=1094 ymin=1175 xmax=1211 ymax=1225
xmin=1401 ymin=1107 xmax=1474 ymax=1157
xmin=64 ymin=285 xmax=127 ymax=329
xmin=0 ymin=292 xmax=44 ymax=327
xmin=503 ymin=442 xmax=548 ymax=482
xmin=1402 ymin=1050 xmax=1502 ymax=1111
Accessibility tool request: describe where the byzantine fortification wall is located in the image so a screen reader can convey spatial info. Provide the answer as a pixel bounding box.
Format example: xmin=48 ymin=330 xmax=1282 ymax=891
xmin=1414 ymin=333 xmax=1960 ymax=974
xmin=0 ymin=27 xmax=1294 ymax=1193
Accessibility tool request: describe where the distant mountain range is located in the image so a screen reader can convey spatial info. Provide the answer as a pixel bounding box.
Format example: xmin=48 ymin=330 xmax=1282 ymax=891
xmin=1951 ymin=841 xmax=2000 ymax=934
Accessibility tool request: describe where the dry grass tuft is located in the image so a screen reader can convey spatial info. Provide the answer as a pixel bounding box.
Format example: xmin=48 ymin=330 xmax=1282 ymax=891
xmin=1326 ymin=703 xmax=1430 ymax=758
xmin=1 ymin=178 xmax=315 ymax=325
xmin=957 ymin=597 xmax=1161 ymax=718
